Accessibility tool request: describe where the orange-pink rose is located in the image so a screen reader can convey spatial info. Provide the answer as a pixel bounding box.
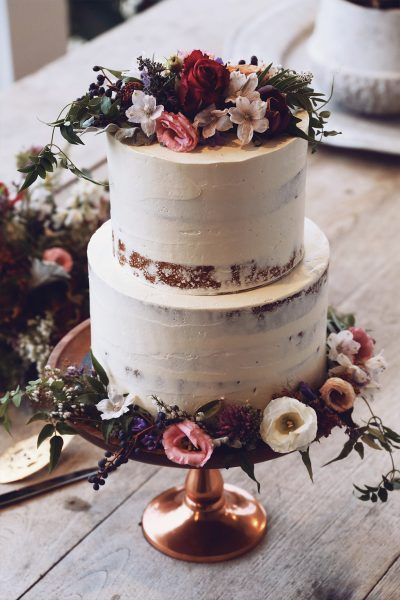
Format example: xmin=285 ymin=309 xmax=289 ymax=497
xmin=349 ymin=327 xmax=374 ymax=362
xmin=42 ymin=247 xmax=73 ymax=273
xmin=320 ymin=377 xmax=356 ymax=413
xmin=162 ymin=420 xmax=213 ymax=467
xmin=156 ymin=111 xmax=198 ymax=152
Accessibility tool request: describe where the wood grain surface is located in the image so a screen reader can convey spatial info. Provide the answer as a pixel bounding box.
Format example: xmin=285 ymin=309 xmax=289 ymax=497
xmin=0 ymin=1 xmax=399 ymax=599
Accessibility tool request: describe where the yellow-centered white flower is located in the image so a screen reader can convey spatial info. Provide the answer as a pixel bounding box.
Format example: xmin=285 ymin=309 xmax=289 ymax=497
xmin=229 ymin=97 xmax=269 ymax=146
xmin=125 ymin=90 xmax=164 ymax=137
xmin=260 ymin=396 xmax=318 ymax=453
xmin=194 ymin=104 xmax=233 ymax=138
xmin=225 ymin=71 xmax=260 ymax=103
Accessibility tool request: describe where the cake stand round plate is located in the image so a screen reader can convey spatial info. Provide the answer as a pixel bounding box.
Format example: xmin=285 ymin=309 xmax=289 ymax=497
xmin=48 ymin=320 xmax=281 ymax=562
xmin=224 ymin=0 xmax=400 ymax=155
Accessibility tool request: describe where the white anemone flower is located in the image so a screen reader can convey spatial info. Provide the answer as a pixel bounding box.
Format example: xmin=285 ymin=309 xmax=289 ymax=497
xmin=125 ymin=90 xmax=164 ymax=137
xmin=327 ymin=329 xmax=360 ymax=366
xmin=96 ymin=387 xmax=135 ymax=420
xmin=260 ymin=397 xmax=318 ymax=453
xmin=228 ymin=97 xmax=269 ymax=146
xmin=225 ymin=71 xmax=260 ymax=103
xmin=194 ymin=104 xmax=233 ymax=138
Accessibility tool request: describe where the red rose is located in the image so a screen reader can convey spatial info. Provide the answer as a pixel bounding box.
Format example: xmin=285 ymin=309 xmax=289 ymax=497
xmin=258 ymin=85 xmax=291 ymax=135
xmin=178 ymin=50 xmax=230 ymax=117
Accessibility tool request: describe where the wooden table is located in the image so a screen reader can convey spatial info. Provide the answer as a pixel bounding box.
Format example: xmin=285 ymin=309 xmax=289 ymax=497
xmin=0 ymin=1 xmax=400 ymax=598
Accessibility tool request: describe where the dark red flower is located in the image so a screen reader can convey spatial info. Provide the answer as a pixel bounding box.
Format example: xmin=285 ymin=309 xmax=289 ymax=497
xmin=178 ymin=50 xmax=230 ymax=117
xmin=216 ymin=404 xmax=262 ymax=447
xmin=258 ymin=85 xmax=291 ymax=135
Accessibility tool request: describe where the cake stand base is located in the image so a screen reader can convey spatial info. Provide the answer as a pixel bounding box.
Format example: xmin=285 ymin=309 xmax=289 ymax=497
xmin=141 ymin=469 xmax=267 ymax=563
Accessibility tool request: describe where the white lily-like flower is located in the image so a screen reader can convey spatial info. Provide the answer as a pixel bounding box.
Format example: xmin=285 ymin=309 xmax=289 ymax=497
xmin=260 ymin=397 xmax=318 ymax=453
xmin=225 ymin=71 xmax=260 ymax=103
xmin=125 ymin=90 xmax=164 ymax=137
xmin=364 ymin=352 xmax=387 ymax=388
xmin=96 ymin=387 xmax=135 ymax=420
xmin=327 ymin=329 xmax=360 ymax=366
xmin=194 ymin=104 xmax=233 ymax=138
xmin=228 ymin=96 xmax=269 ymax=145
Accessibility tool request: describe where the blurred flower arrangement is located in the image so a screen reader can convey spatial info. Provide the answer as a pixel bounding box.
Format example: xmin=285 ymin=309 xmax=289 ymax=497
xmin=2 ymin=309 xmax=399 ymax=504
xmin=18 ymin=51 xmax=340 ymax=192
xmin=0 ymin=147 xmax=109 ymax=392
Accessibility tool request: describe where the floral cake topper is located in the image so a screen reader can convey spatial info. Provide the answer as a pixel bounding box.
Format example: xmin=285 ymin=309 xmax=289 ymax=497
xmin=18 ymin=50 xmax=339 ymax=191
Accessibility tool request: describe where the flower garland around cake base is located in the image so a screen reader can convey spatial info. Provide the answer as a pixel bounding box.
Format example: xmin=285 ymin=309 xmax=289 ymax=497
xmin=1 ymin=309 xmax=399 ymax=503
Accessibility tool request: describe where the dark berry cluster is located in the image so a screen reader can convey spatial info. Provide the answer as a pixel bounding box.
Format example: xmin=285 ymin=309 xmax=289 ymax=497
xmin=238 ymin=55 xmax=259 ymax=66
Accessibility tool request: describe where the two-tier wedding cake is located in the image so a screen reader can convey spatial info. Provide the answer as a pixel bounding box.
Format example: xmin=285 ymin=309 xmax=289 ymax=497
xmin=87 ymin=55 xmax=330 ymax=414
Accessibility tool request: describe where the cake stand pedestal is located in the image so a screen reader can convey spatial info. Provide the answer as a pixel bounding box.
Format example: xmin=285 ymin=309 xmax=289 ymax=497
xmin=48 ymin=320 xmax=277 ymax=562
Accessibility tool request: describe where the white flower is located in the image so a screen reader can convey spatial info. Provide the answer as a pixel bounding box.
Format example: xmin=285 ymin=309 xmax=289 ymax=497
xmin=194 ymin=104 xmax=233 ymax=138
xmin=329 ymin=362 xmax=370 ymax=386
xmin=260 ymin=397 xmax=318 ymax=453
xmin=225 ymin=71 xmax=260 ymax=103
xmin=125 ymin=90 xmax=164 ymax=137
xmin=364 ymin=352 xmax=387 ymax=388
xmin=228 ymin=96 xmax=269 ymax=145
xmin=327 ymin=329 xmax=360 ymax=366
xmin=96 ymin=387 xmax=135 ymax=420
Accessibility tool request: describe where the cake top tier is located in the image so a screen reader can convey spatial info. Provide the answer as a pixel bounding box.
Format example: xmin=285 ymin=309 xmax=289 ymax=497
xmin=18 ymin=50 xmax=336 ymax=193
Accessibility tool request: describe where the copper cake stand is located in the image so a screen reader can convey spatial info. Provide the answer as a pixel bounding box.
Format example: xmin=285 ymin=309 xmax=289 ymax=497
xmin=48 ymin=320 xmax=283 ymax=562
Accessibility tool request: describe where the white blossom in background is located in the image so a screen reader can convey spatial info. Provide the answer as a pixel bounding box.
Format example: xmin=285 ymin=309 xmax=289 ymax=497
xmin=364 ymin=352 xmax=387 ymax=388
xmin=52 ymin=179 xmax=104 ymax=229
xmin=17 ymin=313 xmax=54 ymax=375
xmin=225 ymin=71 xmax=260 ymax=104
xmin=228 ymin=97 xmax=269 ymax=145
xmin=194 ymin=105 xmax=233 ymax=138
xmin=125 ymin=90 xmax=164 ymax=136
xmin=96 ymin=388 xmax=135 ymax=420
xmin=260 ymin=396 xmax=318 ymax=453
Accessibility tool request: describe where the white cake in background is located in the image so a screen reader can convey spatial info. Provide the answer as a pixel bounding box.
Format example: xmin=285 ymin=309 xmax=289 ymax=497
xmin=308 ymin=0 xmax=400 ymax=115
xmin=89 ymin=219 xmax=329 ymax=414
xmin=107 ymin=112 xmax=309 ymax=295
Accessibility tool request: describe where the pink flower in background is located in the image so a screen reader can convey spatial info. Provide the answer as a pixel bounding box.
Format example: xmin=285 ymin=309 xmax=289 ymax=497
xmin=42 ymin=247 xmax=73 ymax=273
xmin=156 ymin=111 xmax=198 ymax=152
xmin=162 ymin=420 xmax=213 ymax=467
xmin=349 ymin=327 xmax=375 ymax=362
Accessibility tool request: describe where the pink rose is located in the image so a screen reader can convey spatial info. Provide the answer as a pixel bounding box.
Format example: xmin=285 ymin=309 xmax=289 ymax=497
xmin=43 ymin=247 xmax=73 ymax=273
xmin=156 ymin=111 xmax=198 ymax=152
xmin=349 ymin=327 xmax=374 ymax=362
xmin=162 ymin=420 xmax=213 ymax=467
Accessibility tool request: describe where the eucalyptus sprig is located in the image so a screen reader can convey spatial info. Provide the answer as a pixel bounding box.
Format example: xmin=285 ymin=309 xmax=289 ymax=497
xmin=268 ymin=68 xmax=341 ymax=151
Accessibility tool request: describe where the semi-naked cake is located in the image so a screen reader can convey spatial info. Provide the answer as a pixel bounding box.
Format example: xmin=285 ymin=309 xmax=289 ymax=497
xmin=89 ymin=108 xmax=329 ymax=414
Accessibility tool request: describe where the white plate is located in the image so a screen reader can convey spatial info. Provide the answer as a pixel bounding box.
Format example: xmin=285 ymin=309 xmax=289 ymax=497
xmin=225 ymin=0 xmax=400 ymax=155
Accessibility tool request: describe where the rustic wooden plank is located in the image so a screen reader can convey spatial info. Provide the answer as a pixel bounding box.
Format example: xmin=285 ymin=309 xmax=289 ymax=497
xmin=365 ymin=556 xmax=400 ymax=600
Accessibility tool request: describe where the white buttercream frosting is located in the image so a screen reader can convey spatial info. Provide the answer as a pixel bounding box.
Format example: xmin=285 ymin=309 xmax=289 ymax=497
xmin=88 ymin=218 xmax=329 ymax=414
xmin=106 ymin=112 xmax=309 ymax=294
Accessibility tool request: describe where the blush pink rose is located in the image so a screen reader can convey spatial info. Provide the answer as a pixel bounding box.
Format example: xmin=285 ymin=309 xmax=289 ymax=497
xmin=349 ymin=327 xmax=375 ymax=362
xmin=156 ymin=111 xmax=198 ymax=152
xmin=43 ymin=247 xmax=73 ymax=273
xmin=162 ymin=420 xmax=213 ymax=467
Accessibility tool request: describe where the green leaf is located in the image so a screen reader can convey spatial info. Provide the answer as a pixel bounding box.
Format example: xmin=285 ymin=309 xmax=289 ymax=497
xmin=56 ymin=422 xmax=76 ymax=435
xmin=239 ymin=452 xmax=260 ymax=493
xmin=195 ymin=399 xmax=222 ymax=421
xmin=100 ymin=96 xmax=112 ymax=115
xmin=323 ymin=438 xmax=354 ymax=466
xmin=378 ymin=487 xmax=388 ymax=502
xmin=37 ymin=423 xmax=55 ymax=448
xmin=300 ymin=448 xmax=313 ymax=482
xmin=49 ymin=435 xmax=64 ymax=472
xmin=361 ymin=434 xmax=382 ymax=451
xmin=101 ymin=419 xmax=115 ymax=443
xmin=11 ymin=387 xmax=23 ymax=408
xmin=90 ymin=351 xmax=109 ymax=386
xmin=257 ymin=62 xmax=272 ymax=84
xmin=354 ymin=441 xmax=364 ymax=460
xmin=27 ymin=411 xmax=50 ymax=424
xmin=392 ymin=478 xmax=400 ymax=490
xmin=358 ymin=494 xmax=371 ymax=502
xmin=99 ymin=66 xmax=125 ymax=78
xmin=19 ymin=169 xmax=38 ymax=192
xmin=85 ymin=376 xmax=106 ymax=395
xmin=75 ymin=392 xmax=99 ymax=405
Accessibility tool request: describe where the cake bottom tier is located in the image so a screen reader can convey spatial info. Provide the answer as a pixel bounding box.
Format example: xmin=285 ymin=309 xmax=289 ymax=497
xmin=88 ymin=219 xmax=329 ymax=413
